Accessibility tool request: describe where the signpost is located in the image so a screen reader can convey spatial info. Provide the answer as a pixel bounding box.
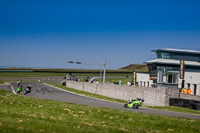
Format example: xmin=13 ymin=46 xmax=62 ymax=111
xmin=179 ymin=59 xmax=185 ymax=80
xmin=179 ymin=59 xmax=185 ymax=97
xmin=132 ymin=70 xmax=137 ymax=86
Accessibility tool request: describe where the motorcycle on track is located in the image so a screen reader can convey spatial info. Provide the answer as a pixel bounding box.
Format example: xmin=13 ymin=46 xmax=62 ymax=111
xmin=17 ymin=86 xmax=23 ymax=94
xmin=124 ymin=98 xmax=144 ymax=109
xmin=17 ymin=80 xmax=22 ymax=86
xmin=23 ymin=85 xmax=31 ymax=95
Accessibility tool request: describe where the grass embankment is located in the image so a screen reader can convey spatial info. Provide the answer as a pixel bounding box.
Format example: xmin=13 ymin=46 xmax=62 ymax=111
xmin=0 ymin=89 xmax=200 ymax=133
xmin=50 ymin=84 xmax=200 ymax=115
xmin=118 ymin=64 xmax=148 ymax=72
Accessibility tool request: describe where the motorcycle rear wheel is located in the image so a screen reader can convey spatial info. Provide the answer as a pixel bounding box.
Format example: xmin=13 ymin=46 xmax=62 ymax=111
xmin=124 ymin=104 xmax=128 ymax=108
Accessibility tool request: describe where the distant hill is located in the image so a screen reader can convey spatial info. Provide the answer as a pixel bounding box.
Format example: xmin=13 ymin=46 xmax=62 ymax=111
xmin=118 ymin=64 xmax=148 ymax=72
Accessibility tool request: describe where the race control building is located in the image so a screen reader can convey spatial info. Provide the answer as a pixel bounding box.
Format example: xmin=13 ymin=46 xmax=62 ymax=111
xmin=137 ymin=48 xmax=200 ymax=96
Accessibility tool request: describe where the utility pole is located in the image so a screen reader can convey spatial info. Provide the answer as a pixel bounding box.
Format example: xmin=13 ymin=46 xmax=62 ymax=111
xmin=100 ymin=64 xmax=102 ymax=83
xmin=103 ymin=58 xmax=106 ymax=84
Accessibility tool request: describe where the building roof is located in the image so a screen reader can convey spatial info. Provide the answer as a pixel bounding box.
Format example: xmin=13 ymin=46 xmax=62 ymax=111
xmin=151 ymin=48 xmax=200 ymax=55
xmin=145 ymin=58 xmax=200 ymax=67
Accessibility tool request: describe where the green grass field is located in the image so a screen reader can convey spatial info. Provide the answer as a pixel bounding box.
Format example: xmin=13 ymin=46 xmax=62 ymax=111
xmin=0 ymin=72 xmax=132 ymax=85
xmin=0 ymin=89 xmax=200 ymax=133
xmin=0 ymin=72 xmax=66 ymax=77
xmin=0 ymin=72 xmax=132 ymax=77
xmin=0 ymin=80 xmax=4 ymax=84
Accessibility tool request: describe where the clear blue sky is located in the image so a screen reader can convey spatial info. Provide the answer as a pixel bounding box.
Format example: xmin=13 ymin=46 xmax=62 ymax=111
xmin=0 ymin=0 xmax=200 ymax=69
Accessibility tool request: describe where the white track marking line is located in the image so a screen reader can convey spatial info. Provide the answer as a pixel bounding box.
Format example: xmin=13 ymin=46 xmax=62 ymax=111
xmin=10 ymin=82 xmax=16 ymax=94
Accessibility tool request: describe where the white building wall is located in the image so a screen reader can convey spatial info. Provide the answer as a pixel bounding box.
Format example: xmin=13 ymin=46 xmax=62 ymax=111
xmin=137 ymin=72 xmax=200 ymax=96
xmin=137 ymin=73 xmax=153 ymax=87
xmin=185 ymin=72 xmax=200 ymax=95
xmin=177 ymin=72 xmax=200 ymax=96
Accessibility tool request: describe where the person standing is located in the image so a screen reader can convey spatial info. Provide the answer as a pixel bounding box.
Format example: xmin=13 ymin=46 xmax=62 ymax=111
xmin=181 ymin=88 xmax=187 ymax=94
xmin=119 ymin=80 xmax=122 ymax=85
xmin=187 ymin=87 xmax=191 ymax=95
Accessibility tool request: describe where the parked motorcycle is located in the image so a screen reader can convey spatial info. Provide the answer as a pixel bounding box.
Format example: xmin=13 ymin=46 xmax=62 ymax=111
xmin=124 ymin=98 xmax=144 ymax=109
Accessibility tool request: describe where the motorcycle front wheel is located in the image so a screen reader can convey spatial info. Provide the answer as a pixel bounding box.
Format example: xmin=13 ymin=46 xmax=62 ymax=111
xmin=132 ymin=104 xmax=138 ymax=109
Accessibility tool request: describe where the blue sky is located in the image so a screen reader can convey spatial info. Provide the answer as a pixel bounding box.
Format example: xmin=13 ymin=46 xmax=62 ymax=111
xmin=0 ymin=0 xmax=200 ymax=69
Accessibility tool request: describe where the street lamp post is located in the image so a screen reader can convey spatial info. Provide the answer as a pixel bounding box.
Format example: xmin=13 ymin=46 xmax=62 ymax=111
xmin=103 ymin=58 xmax=106 ymax=84
xmin=68 ymin=58 xmax=106 ymax=83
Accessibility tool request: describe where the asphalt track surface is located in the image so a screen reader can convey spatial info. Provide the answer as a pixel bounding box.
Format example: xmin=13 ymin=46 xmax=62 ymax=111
xmin=1 ymin=82 xmax=200 ymax=120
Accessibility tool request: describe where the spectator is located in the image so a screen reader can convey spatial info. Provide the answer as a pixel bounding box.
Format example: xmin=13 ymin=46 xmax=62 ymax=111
xmin=187 ymin=87 xmax=191 ymax=95
xmin=181 ymin=88 xmax=187 ymax=94
xmin=119 ymin=80 xmax=122 ymax=85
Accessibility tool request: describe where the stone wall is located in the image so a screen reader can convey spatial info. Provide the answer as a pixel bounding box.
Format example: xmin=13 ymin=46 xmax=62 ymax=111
xmin=66 ymin=81 xmax=174 ymax=106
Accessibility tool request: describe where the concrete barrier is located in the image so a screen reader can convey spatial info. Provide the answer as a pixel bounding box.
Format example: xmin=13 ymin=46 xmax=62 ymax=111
xmin=66 ymin=81 xmax=175 ymax=106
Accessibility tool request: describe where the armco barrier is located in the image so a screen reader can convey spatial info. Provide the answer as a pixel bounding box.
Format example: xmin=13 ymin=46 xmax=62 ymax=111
xmin=66 ymin=81 xmax=179 ymax=106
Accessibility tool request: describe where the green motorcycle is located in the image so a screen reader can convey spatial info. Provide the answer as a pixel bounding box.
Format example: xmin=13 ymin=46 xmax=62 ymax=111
xmin=17 ymin=86 xmax=23 ymax=94
xmin=124 ymin=98 xmax=144 ymax=109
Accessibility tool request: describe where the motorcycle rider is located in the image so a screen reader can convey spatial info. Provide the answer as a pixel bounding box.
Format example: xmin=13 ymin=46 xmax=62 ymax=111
xmin=17 ymin=85 xmax=23 ymax=94
xmin=17 ymin=79 xmax=22 ymax=86
xmin=25 ymin=85 xmax=32 ymax=93
xmin=128 ymin=100 xmax=132 ymax=103
xmin=138 ymin=98 xmax=144 ymax=103
xmin=126 ymin=98 xmax=144 ymax=108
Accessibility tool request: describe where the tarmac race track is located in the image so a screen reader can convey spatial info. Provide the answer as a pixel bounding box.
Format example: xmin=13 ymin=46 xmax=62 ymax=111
xmin=2 ymin=82 xmax=200 ymax=120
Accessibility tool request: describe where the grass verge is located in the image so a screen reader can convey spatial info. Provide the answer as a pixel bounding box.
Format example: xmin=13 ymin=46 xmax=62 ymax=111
xmin=145 ymin=105 xmax=200 ymax=115
xmin=0 ymin=89 xmax=200 ymax=133
xmin=0 ymin=80 xmax=4 ymax=84
xmin=49 ymin=83 xmax=200 ymax=115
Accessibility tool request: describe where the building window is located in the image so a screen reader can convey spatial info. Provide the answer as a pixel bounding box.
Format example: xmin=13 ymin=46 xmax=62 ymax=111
xmin=159 ymin=52 xmax=174 ymax=59
xmin=187 ymin=83 xmax=190 ymax=88
xmin=194 ymin=84 xmax=197 ymax=95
